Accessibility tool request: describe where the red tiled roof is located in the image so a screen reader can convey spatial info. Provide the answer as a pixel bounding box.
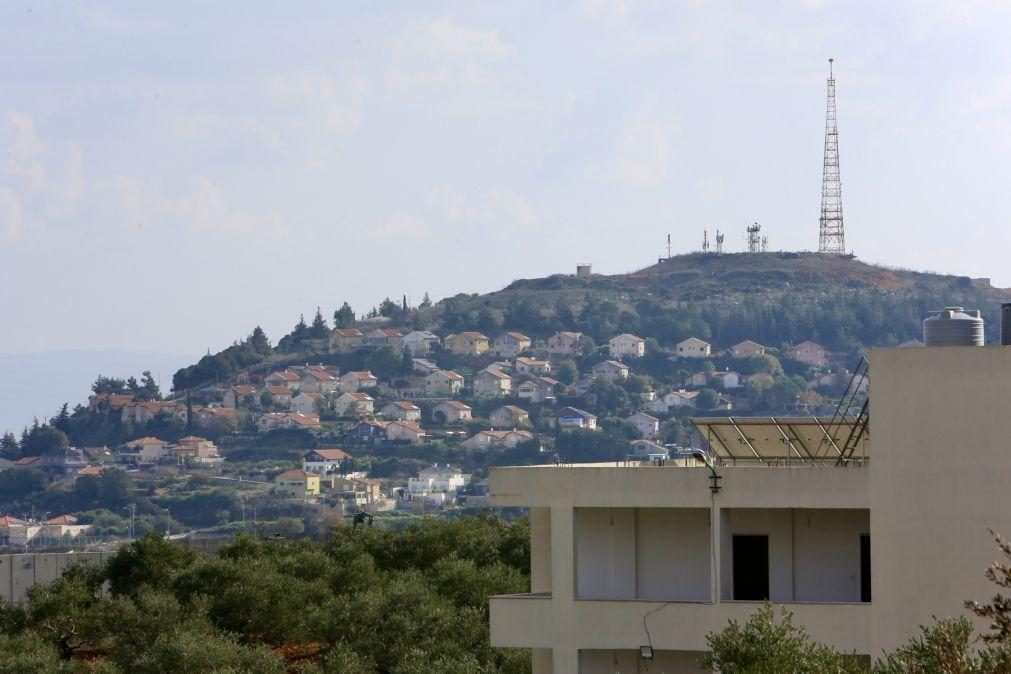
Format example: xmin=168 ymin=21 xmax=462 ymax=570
xmin=277 ymin=469 xmax=316 ymax=479
xmin=310 ymin=448 xmax=351 ymax=460
xmin=265 ymin=386 xmax=293 ymax=396
xmin=267 ymin=371 xmax=300 ymax=381
xmin=13 ymin=456 xmax=40 ymax=465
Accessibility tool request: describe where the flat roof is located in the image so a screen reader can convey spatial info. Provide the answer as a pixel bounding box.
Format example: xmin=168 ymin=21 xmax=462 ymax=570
xmin=691 ymin=416 xmax=868 ymax=464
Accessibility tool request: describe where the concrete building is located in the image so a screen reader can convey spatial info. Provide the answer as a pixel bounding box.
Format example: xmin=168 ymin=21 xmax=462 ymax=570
xmin=488 ymin=345 xmax=1011 ymax=672
xmin=608 ymin=334 xmax=646 ymax=359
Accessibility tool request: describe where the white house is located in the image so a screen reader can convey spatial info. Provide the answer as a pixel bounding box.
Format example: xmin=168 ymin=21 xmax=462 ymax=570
xmin=711 ymin=371 xmax=744 ymax=390
xmin=433 ymin=400 xmax=473 ymax=424
xmin=609 ymin=333 xmax=646 ymax=359
xmin=339 ymin=371 xmax=378 ymax=393
xmin=547 ymin=331 xmax=584 ymax=357
xmin=517 ymin=376 xmax=559 ymax=403
xmin=489 ymin=405 xmax=530 ymax=429
xmin=493 ymin=332 xmax=532 ymax=357
xmin=412 ymin=358 xmax=440 ymax=375
xmin=426 ymin=370 xmax=464 ymax=396
xmin=514 ymin=357 xmax=551 ymax=375
xmin=460 ymin=429 xmax=536 ymax=450
xmin=402 ymin=330 xmax=441 ymax=355
xmin=591 ymin=360 xmax=630 ymax=381
xmin=676 ymin=337 xmax=712 ymax=358
xmin=386 ymin=420 xmax=426 ymax=444
xmin=299 ymin=368 xmax=339 ymax=394
xmin=301 ymin=448 xmax=352 ymax=474
xmin=628 ymin=438 xmax=669 ymax=460
xmin=334 ymin=391 xmax=374 ymax=417
xmin=407 ymin=464 xmax=469 ymax=504
xmin=473 ymin=369 xmax=512 ymax=397
xmin=264 ymin=370 xmax=301 ymax=389
xmin=626 ymin=412 xmax=660 ymax=440
xmin=381 ymin=401 xmax=422 ymax=421
xmin=291 ymin=392 xmax=324 ymax=414
xmin=553 ymin=407 xmax=598 ymax=430
xmin=646 ymin=390 xmax=699 ymax=413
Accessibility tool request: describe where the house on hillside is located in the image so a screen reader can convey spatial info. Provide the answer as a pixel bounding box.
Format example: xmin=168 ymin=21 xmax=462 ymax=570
xmin=433 ymin=400 xmax=472 ymax=424
xmin=264 ymin=371 xmax=300 ymax=389
xmin=299 ymin=368 xmax=338 ymax=394
xmin=626 ymin=412 xmax=660 ymax=440
xmin=257 ymin=412 xmax=321 ymax=432
xmin=339 ymin=371 xmax=378 ymax=393
xmin=412 ymin=358 xmax=440 ymax=375
xmin=334 ymin=391 xmax=374 ymax=418
xmin=646 ymin=390 xmax=698 ymax=413
xmin=275 ymin=470 xmax=320 ymax=498
xmin=731 ymin=340 xmax=767 ymax=359
xmin=381 ymin=401 xmax=422 ymax=422
xmin=402 ymin=330 xmax=441 ymax=356
xmin=514 ymin=357 xmax=551 ymax=376
xmin=302 ymin=448 xmax=352 ymax=475
xmin=489 ymin=405 xmax=530 ymax=429
xmin=120 ymin=401 xmax=177 ymax=425
xmin=547 ymin=331 xmax=583 ymax=357
xmin=329 ymin=328 xmax=365 ymax=353
xmin=517 ymin=376 xmax=559 ymax=403
xmin=223 ymin=385 xmax=258 ymax=408
xmin=683 ymin=372 xmax=709 ymax=388
xmin=460 ymin=429 xmax=536 ymax=451
xmin=171 ymin=436 xmax=220 ymax=461
xmin=407 ymin=464 xmax=469 ymax=504
xmin=473 ymin=368 xmax=512 ymax=397
xmin=292 ymin=392 xmax=324 ymax=414
xmin=711 ymin=371 xmax=743 ymax=390
xmin=493 ymin=332 xmax=532 ymax=357
xmin=676 ymin=337 xmax=712 ymax=358
xmin=609 ymin=334 xmax=646 ymax=359
xmin=591 ymin=360 xmax=630 ymax=381
xmin=628 ymin=439 xmax=669 ymax=460
xmin=788 ymin=340 xmax=828 ymax=367
xmin=122 ymin=437 xmax=170 ymax=464
xmin=386 ymin=420 xmax=426 ymax=444
xmin=365 ymin=328 xmax=403 ymax=349
xmin=426 ymin=370 xmax=464 ymax=397
xmin=553 ymin=407 xmax=598 ymax=430
xmin=444 ymin=332 xmax=490 ymax=355
xmin=348 ymin=419 xmax=390 ymax=443
xmin=88 ymin=392 xmax=135 ymax=413
xmin=263 ymin=385 xmax=295 ymax=409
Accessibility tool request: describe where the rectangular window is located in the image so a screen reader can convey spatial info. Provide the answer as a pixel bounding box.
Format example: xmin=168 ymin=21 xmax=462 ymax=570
xmin=732 ymin=535 xmax=770 ymax=600
xmin=860 ymin=534 xmax=871 ymax=602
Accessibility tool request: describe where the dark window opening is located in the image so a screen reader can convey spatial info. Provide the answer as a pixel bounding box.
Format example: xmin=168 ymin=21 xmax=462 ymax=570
xmin=860 ymin=534 xmax=871 ymax=602
xmin=732 ymin=535 xmax=769 ymax=600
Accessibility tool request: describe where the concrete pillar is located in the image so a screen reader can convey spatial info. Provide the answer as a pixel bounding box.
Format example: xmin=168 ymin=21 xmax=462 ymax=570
xmin=532 ymin=648 xmax=553 ymax=674
xmin=530 ymin=507 xmax=552 ymax=594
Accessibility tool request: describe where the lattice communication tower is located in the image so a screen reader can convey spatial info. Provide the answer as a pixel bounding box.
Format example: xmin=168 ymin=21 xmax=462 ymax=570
xmin=818 ymin=58 xmax=845 ymax=254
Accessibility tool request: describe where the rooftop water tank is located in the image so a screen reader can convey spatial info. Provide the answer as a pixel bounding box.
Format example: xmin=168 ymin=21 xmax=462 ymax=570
xmin=923 ymin=307 xmax=984 ymax=347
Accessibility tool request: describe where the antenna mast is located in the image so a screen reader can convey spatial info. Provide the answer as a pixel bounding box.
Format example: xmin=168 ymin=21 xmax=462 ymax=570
xmin=819 ymin=58 xmax=846 ymax=254
xmin=715 ymin=230 xmax=724 ymax=255
xmin=667 ymin=233 xmax=672 ymax=259
xmin=702 ymin=229 xmax=709 ymax=253
xmin=746 ymin=223 xmax=762 ymax=253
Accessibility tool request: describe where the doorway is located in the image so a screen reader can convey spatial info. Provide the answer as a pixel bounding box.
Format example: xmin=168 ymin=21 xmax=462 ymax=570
xmin=732 ymin=535 xmax=769 ymax=600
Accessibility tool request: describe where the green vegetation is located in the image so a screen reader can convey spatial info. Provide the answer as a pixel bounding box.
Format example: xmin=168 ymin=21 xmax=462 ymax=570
xmin=0 ymin=515 xmax=531 ymax=672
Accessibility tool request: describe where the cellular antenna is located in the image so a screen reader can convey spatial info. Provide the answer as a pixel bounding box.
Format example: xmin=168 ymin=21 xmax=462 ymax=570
xmin=702 ymin=229 xmax=709 ymax=253
xmin=715 ymin=230 xmax=724 ymax=255
xmin=819 ymin=58 xmax=846 ymax=254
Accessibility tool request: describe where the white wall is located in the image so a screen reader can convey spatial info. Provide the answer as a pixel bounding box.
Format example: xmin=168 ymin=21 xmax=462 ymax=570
xmin=575 ymin=508 xmax=710 ymax=601
xmin=575 ymin=508 xmax=636 ymax=599
xmin=720 ymin=508 xmax=868 ymax=602
xmin=635 ymin=508 xmax=710 ymax=601
xmin=578 ymin=649 xmax=704 ymax=674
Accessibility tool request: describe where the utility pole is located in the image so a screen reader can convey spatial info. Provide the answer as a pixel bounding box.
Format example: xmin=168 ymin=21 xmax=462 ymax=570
xmin=124 ymin=504 xmax=136 ymax=539
xmin=819 ymin=58 xmax=846 ymax=253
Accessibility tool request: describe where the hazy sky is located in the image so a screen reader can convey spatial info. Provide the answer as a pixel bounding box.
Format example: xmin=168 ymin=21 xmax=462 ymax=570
xmin=2 ymin=1 xmax=1011 ymax=355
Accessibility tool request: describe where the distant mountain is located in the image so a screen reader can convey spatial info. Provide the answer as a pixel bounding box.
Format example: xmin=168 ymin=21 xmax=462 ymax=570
xmin=0 ymin=350 xmax=194 ymax=436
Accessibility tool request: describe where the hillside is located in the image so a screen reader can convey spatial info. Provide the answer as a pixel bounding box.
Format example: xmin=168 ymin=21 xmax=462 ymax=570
xmin=170 ymin=252 xmax=1009 ymax=394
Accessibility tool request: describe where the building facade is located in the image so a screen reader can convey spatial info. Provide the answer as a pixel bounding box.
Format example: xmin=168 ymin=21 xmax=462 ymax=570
xmin=488 ymin=345 xmax=1011 ymax=673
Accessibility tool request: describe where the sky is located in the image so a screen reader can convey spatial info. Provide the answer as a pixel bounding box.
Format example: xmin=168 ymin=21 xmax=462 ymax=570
xmin=2 ymin=0 xmax=1011 ymax=357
